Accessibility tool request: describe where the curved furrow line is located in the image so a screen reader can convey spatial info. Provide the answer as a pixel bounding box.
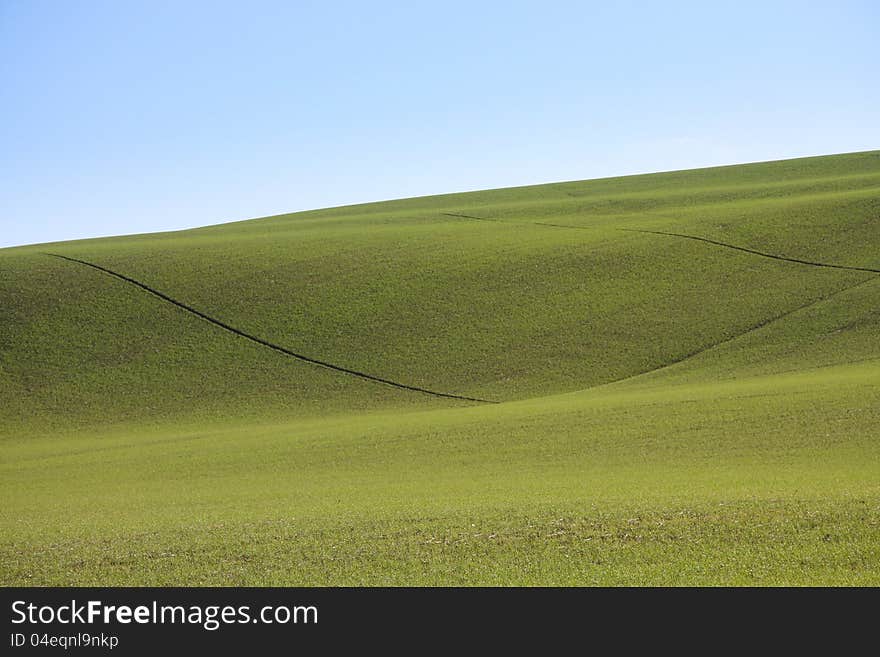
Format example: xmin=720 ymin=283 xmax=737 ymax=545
xmin=533 ymin=221 xmax=596 ymax=230
xmin=601 ymin=274 xmax=880 ymax=388
xmin=46 ymin=253 xmax=498 ymax=405
xmin=445 ymin=210 xmax=880 ymax=273
xmin=617 ymin=227 xmax=880 ymax=274
xmin=438 ymin=210 xmax=880 ymax=389
xmin=441 ymin=212 xmax=500 ymax=223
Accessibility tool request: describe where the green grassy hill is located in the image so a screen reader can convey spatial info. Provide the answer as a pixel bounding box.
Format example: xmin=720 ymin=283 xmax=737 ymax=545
xmin=2 ymin=150 xmax=879 ymax=584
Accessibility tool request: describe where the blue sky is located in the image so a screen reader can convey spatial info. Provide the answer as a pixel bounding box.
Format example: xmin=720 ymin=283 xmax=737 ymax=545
xmin=1 ymin=0 xmax=877 ymax=248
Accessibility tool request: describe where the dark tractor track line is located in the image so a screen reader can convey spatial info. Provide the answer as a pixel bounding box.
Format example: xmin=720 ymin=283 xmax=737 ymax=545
xmin=46 ymin=253 xmax=498 ymax=405
xmin=443 ymin=213 xmax=597 ymax=231
xmin=444 ymin=212 xmax=880 ymax=274
xmin=533 ymin=221 xmax=596 ymax=230
xmin=435 ymin=211 xmax=880 ymax=388
xmin=617 ymin=228 xmax=880 ymax=274
xmin=604 ymin=275 xmax=880 ymax=388
xmin=441 ymin=212 xmax=500 ymax=223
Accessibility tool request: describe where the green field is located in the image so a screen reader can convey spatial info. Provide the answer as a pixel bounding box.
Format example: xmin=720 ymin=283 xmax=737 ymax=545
xmin=2 ymin=151 xmax=879 ymax=585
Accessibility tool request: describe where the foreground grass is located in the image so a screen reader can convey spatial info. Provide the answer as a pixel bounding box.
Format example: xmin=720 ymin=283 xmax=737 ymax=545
xmin=4 ymin=500 xmax=878 ymax=586
xmin=2 ymin=362 xmax=878 ymax=585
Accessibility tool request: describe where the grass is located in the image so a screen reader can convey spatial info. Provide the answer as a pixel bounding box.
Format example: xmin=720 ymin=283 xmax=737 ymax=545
xmin=1 ymin=150 xmax=879 ymax=585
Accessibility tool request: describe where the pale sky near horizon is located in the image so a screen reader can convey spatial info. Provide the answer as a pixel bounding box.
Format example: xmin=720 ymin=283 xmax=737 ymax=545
xmin=1 ymin=0 xmax=878 ymax=248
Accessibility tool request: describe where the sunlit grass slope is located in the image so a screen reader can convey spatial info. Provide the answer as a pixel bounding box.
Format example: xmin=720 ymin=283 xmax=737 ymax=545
xmin=1 ymin=150 xmax=878 ymax=584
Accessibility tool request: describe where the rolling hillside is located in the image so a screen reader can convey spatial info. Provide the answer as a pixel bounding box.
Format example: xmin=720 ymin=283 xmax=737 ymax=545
xmin=2 ymin=151 xmax=879 ymax=584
